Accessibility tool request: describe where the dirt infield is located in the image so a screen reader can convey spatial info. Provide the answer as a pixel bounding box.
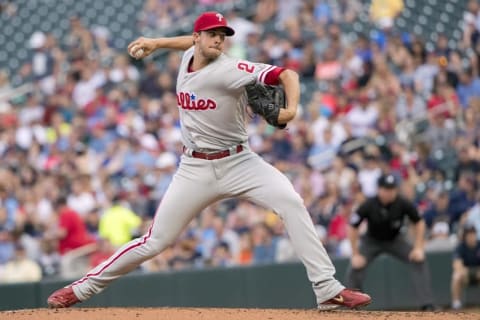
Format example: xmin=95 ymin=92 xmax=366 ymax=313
xmin=1 ymin=308 xmax=479 ymax=320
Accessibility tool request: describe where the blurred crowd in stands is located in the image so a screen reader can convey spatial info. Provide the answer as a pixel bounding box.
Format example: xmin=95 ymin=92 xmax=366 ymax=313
xmin=0 ymin=0 xmax=480 ymax=284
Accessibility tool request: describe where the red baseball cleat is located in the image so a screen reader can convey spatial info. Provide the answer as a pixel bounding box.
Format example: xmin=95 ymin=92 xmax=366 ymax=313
xmin=318 ymin=288 xmax=371 ymax=311
xmin=47 ymin=286 xmax=81 ymax=308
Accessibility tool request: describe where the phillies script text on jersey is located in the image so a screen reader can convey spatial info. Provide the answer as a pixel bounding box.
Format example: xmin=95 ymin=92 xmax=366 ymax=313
xmin=177 ymin=92 xmax=217 ymax=110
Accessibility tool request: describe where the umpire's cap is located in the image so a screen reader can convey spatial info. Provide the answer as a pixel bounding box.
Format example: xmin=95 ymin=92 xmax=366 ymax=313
xmin=194 ymin=12 xmax=235 ymax=36
xmin=377 ymin=174 xmax=399 ymax=189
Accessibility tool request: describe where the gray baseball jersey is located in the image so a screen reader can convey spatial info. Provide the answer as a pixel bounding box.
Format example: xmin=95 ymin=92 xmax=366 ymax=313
xmin=177 ymin=47 xmax=280 ymax=151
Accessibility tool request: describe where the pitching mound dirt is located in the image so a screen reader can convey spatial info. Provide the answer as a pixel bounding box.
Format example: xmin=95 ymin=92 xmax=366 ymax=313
xmin=1 ymin=308 xmax=478 ymax=320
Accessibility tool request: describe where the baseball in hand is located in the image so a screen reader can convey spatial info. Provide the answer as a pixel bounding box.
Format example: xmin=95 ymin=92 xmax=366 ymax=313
xmin=135 ymin=48 xmax=144 ymax=58
xmin=130 ymin=45 xmax=144 ymax=59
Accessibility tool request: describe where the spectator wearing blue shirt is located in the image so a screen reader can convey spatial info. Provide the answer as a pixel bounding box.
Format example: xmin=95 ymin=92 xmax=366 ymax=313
xmin=355 ymin=34 xmax=373 ymax=63
xmin=0 ymin=222 xmax=14 ymax=264
xmin=314 ymin=1 xmax=333 ymax=24
xmin=423 ymin=191 xmax=450 ymax=230
xmin=457 ymin=68 xmax=480 ymax=108
xmin=451 ymin=225 xmax=480 ymax=310
xmin=0 ymin=185 xmax=16 ymax=264
xmin=122 ymin=137 xmax=156 ymax=177
xmin=448 ymin=174 xmax=477 ymax=229
xmin=0 ymin=185 xmax=17 ymax=231
xmin=252 ymin=223 xmax=276 ymax=264
xmin=88 ymin=123 xmax=117 ymax=154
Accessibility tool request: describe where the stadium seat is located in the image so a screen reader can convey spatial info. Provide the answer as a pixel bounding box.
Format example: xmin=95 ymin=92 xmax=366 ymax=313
xmin=406 ymin=0 xmax=415 ymax=8
xmin=37 ymin=6 xmax=49 ymax=18
xmin=117 ymin=13 xmax=129 ymax=24
xmin=21 ymin=23 xmax=33 ymax=36
xmin=3 ymin=25 xmax=14 ymax=37
xmin=11 ymin=16 xmax=22 ymax=28
xmin=353 ymin=22 xmax=365 ymax=33
xmin=121 ymin=29 xmax=134 ymax=41
xmin=18 ymin=8 xmax=30 ymax=19
xmin=73 ymin=2 xmax=87 ymax=13
xmin=58 ymin=19 xmax=70 ymax=31
xmin=105 ymin=6 xmax=116 ymax=17
xmin=358 ymin=12 xmax=370 ymax=23
xmin=8 ymin=58 xmax=19 ymax=70
xmin=17 ymin=49 xmax=28 ymax=61
xmin=0 ymin=0 xmax=471 ymax=79
xmin=93 ymin=1 xmax=106 ymax=12
xmin=13 ymin=32 xmax=25 ymax=44
xmin=0 ymin=53 xmax=7 ymax=64
xmin=453 ymin=30 xmax=462 ymax=40
xmin=110 ymin=22 xmax=121 ymax=33
xmin=445 ymin=3 xmax=455 ymax=13
xmin=413 ymin=25 xmax=423 ymax=35
xmin=436 ymin=23 xmax=446 ymax=33
xmin=124 ymin=4 xmax=136 ymax=15
xmin=86 ymin=8 xmax=98 ymax=20
xmin=423 ymin=5 xmax=433 ymax=16
xmin=418 ymin=15 xmax=428 ymax=26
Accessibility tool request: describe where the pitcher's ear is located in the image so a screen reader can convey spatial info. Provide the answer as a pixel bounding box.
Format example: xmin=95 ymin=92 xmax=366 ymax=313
xmin=192 ymin=32 xmax=200 ymax=44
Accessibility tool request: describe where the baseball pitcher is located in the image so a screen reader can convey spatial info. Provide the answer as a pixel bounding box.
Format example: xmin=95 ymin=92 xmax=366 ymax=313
xmin=47 ymin=11 xmax=371 ymax=310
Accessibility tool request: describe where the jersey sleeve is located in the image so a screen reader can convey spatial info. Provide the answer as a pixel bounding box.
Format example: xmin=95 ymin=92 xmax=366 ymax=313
xmin=254 ymin=63 xmax=285 ymax=85
xmin=350 ymin=202 xmax=367 ymax=228
xmin=225 ymin=57 xmax=286 ymax=89
xmin=403 ymin=198 xmax=422 ymax=223
xmin=179 ymin=47 xmax=194 ymax=71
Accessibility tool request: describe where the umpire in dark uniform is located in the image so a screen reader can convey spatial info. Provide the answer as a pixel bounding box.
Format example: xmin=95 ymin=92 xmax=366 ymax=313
xmin=346 ymin=174 xmax=435 ymax=310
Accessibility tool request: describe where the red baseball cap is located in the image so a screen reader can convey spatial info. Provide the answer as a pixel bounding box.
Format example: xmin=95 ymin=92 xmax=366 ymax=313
xmin=193 ymin=12 xmax=235 ymax=36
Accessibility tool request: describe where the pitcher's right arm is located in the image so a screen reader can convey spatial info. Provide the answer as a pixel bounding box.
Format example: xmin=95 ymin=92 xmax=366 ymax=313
xmin=128 ymin=36 xmax=194 ymax=59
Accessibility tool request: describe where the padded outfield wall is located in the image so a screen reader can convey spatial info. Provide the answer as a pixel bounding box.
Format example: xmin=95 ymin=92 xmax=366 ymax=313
xmin=0 ymin=251 xmax=479 ymax=310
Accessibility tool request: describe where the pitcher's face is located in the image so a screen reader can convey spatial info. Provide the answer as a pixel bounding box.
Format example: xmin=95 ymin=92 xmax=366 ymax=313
xmin=194 ymin=29 xmax=226 ymax=60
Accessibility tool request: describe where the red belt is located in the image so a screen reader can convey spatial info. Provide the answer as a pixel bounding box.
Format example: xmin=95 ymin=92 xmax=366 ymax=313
xmin=183 ymin=145 xmax=243 ymax=160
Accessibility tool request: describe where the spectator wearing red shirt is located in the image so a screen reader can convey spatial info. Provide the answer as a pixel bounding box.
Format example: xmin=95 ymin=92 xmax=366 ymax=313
xmin=328 ymin=212 xmax=348 ymax=241
xmin=89 ymin=238 xmax=115 ymax=269
xmin=54 ymin=196 xmax=96 ymax=255
xmin=334 ymin=95 xmax=353 ymax=117
xmin=49 ymin=196 xmax=97 ymax=278
xmin=315 ymin=47 xmax=342 ymax=81
xmin=427 ymin=78 xmax=460 ymax=119
xmin=327 ymin=199 xmax=354 ymax=255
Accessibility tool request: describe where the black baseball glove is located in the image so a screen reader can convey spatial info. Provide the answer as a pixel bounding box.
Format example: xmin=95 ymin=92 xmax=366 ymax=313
xmin=245 ymin=83 xmax=287 ymax=129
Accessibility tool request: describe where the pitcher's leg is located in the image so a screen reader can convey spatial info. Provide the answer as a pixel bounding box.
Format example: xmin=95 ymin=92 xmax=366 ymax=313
xmin=71 ymin=157 xmax=220 ymax=301
xmin=229 ymin=154 xmax=344 ymax=301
